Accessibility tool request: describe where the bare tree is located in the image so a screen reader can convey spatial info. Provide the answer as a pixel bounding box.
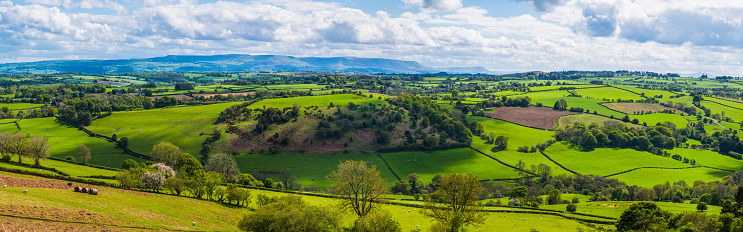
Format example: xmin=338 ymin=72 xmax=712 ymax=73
xmin=77 ymin=144 xmax=91 ymax=163
xmin=327 ymin=160 xmax=388 ymax=217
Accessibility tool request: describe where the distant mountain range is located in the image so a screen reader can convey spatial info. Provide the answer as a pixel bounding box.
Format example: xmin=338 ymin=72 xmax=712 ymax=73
xmin=0 ymin=54 xmax=493 ymax=74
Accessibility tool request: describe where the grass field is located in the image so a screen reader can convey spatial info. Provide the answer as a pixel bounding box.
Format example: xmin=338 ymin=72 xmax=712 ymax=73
xmin=540 ymin=200 xmax=721 ymax=219
xmin=633 ymin=113 xmax=689 ymax=127
xmin=233 ymin=151 xmax=397 ymax=189
xmin=701 ymin=100 xmax=743 ymax=123
xmin=381 ymin=148 xmax=521 ymax=184
xmin=246 ymin=94 xmax=387 ymax=110
xmin=6 ymin=154 xmax=118 ymax=178
xmin=532 ymin=97 xmax=622 ymax=118
xmin=609 ymin=167 xmax=731 ymax=188
xmin=614 ymin=86 xmax=678 ymax=99
xmin=1 ymin=171 xmax=592 ymax=231
xmin=666 ymin=148 xmax=743 ymax=171
xmin=0 ymin=117 xmax=142 ymax=168
xmin=575 ymin=87 xmax=644 ymax=101
xmin=543 ymin=143 xmax=690 ymax=177
xmin=87 ymin=103 xmax=244 ymax=159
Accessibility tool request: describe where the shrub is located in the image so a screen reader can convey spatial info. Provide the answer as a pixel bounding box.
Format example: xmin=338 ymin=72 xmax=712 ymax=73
xmin=566 ymin=203 xmax=577 ymax=212
xmin=65 ymin=156 xmax=76 ymax=162
xmin=237 ymin=196 xmax=343 ymax=232
xmin=572 ymin=197 xmax=579 ymax=203
xmin=349 ymin=210 xmax=402 ymax=232
xmin=141 ymin=171 xmax=165 ymax=192
xmin=263 ymin=178 xmax=274 ymax=188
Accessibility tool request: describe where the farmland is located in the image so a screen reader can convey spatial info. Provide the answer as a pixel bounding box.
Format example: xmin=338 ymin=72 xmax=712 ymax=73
xmin=484 ymin=106 xmax=576 ymax=129
xmin=0 ymin=70 xmax=741 ymax=231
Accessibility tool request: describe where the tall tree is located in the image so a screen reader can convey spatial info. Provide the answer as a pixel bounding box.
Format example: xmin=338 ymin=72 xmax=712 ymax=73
xmin=151 ymin=142 xmax=182 ymax=167
xmin=327 ymin=160 xmax=388 ymax=217
xmin=27 ymin=135 xmax=50 ymax=167
xmin=77 ymin=144 xmax=91 ymax=163
xmin=205 ymin=153 xmax=240 ymax=182
xmin=421 ymin=173 xmax=487 ymax=232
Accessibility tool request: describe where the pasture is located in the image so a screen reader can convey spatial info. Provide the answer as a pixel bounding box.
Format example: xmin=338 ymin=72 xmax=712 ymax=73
xmin=0 ymin=117 xmax=141 ymax=168
xmin=233 ymin=151 xmax=397 ymax=189
xmin=543 ymin=143 xmax=690 ymax=177
xmin=86 ymin=102 xmax=244 ymax=158
xmin=575 ymin=87 xmax=644 ymax=101
xmin=0 ymin=170 xmax=593 ymax=232
xmin=380 ymin=148 xmax=522 ymax=184
xmin=633 ymin=113 xmax=690 ymax=127
xmin=609 ymin=167 xmax=732 ymax=188
xmin=0 ymin=102 xmax=43 ymax=110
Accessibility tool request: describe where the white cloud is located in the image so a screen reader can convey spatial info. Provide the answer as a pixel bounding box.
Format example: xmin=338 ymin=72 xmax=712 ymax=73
xmin=25 ymin=0 xmax=127 ymax=12
xmin=402 ymin=0 xmax=462 ymax=12
xmin=1 ymin=0 xmax=743 ymax=76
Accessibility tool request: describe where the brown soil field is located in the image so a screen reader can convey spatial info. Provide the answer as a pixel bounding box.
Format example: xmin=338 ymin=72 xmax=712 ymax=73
xmin=149 ymin=94 xmax=193 ymax=100
xmin=484 ymin=106 xmax=577 ymax=130
xmin=192 ymin=91 xmax=254 ymax=98
xmin=604 ymin=103 xmax=680 ymax=115
xmin=83 ymin=79 xmax=131 ymax=86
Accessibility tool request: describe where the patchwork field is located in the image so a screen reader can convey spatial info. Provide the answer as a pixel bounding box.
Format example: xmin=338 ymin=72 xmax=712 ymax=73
xmin=543 ymin=143 xmax=690 ymax=177
xmin=484 ymin=106 xmax=576 ymax=129
xmin=575 ymin=87 xmax=644 ymax=101
xmin=0 ymin=117 xmax=142 ymax=168
xmin=87 ymin=102 xmax=244 ymax=158
xmin=603 ymin=103 xmax=679 ymax=115
xmin=381 ymin=148 xmax=521 ymax=184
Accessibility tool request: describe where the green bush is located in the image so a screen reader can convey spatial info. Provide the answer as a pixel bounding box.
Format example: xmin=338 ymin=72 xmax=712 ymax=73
xmin=237 ymin=196 xmax=343 ymax=232
xmin=349 ymin=210 xmax=401 ymax=232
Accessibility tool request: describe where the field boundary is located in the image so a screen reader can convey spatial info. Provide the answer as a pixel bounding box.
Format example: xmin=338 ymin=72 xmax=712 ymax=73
xmin=602 ymin=165 xmax=734 ymax=178
xmin=0 ymin=120 xmax=20 ymax=130
xmin=538 ymin=151 xmax=579 ymax=175
xmin=77 ymin=126 xmax=153 ymax=160
xmin=375 ymin=153 xmax=402 ymax=181
xmin=607 ymin=85 xmax=648 ymax=100
xmin=704 ymin=98 xmax=743 ymax=111
xmin=469 ymin=146 xmax=537 ymax=176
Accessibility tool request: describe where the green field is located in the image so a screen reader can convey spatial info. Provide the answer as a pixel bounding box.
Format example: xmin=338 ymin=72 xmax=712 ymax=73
xmin=0 ymin=117 xmax=142 ymax=168
xmin=575 ymin=87 xmax=644 ymax=101
xmin=544 ymin=143 xmax=690 ymax=177
xmin=701 ymin=100 xmax=743 ymax=123
xmin=246 ymin=94 xmax=387 ymax=110
xmin=0 ymin=102 xmax=43 ymax=110
xmin=1 ymin=170 xmax=592 ymax=231
xmin=87 ymin=103 xmax=244 ymax=158
xmin=468 ymin=117 xmax=572 ymax=176
xmin=381 ymin=148 xmax=521 ymax=184
xmin=633 ymin=113 xmax=689 ymax=127
xmin=609 ymin=167 xmax=731 ymax=188
xmin=666 ymin=148 xmax=743 ymax=171
xmin=532 ymin=97 xmax=622 ymax=118
xmin=234 ymin=151 xmax=397 ymax=189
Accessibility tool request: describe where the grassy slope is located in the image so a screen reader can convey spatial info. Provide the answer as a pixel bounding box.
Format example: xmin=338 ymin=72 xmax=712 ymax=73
xmin=245 ymin=94 xmax=387 ymax=110
xmin=381 ymin=148 xmax=521 ymax=184
xmin=633 ymin=113 xmax=689 ymax=127
xmin=609 ymin=167 xmax=730 ymax=188
xmin=666 ymin=148 xmax=743 ymax=171
xmin=234 ymin=151 xmax=397 ymax=189
xmin=468 ymin=116 xmax=572 ymax=176
xmin=87 ymin=102 xmax=244 ymax=157
xmin=543 ymin=143 xmax=690 ymax=176
xmin=0 ymin=117 xmax=142 ymax=168
xmin=1 ymin=171 xmax=590 ymax=232
xmin=0 ymin=102 xmax=43 ymax=109
xmin=575 ymin=87 xmax=644 ymax=101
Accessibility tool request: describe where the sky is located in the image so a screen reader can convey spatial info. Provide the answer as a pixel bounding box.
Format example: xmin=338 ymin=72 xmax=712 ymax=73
xmin=1 ymin=0 xmax=742 ymax=76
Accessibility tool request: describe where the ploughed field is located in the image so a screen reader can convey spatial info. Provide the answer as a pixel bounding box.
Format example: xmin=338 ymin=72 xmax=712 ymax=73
xmin=484 ymin=106 xmax=576 ymax=129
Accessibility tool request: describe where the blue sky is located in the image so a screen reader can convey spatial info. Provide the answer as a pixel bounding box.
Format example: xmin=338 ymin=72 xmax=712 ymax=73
xmin=1 ymin=0 xmax=742 ymax=76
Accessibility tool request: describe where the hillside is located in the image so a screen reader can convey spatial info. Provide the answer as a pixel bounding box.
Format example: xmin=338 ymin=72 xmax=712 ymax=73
xmin=0 ymin=54 xmax=491 ymax=74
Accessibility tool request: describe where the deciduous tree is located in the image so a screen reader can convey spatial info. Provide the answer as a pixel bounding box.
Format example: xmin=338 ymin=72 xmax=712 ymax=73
xmin=421 ymin=173 xmax=487 ymax=232
xmin=327 ymin=160 xmax=388 ymax=217
xmin=77 ymin=144 xmax=91 ymax=163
